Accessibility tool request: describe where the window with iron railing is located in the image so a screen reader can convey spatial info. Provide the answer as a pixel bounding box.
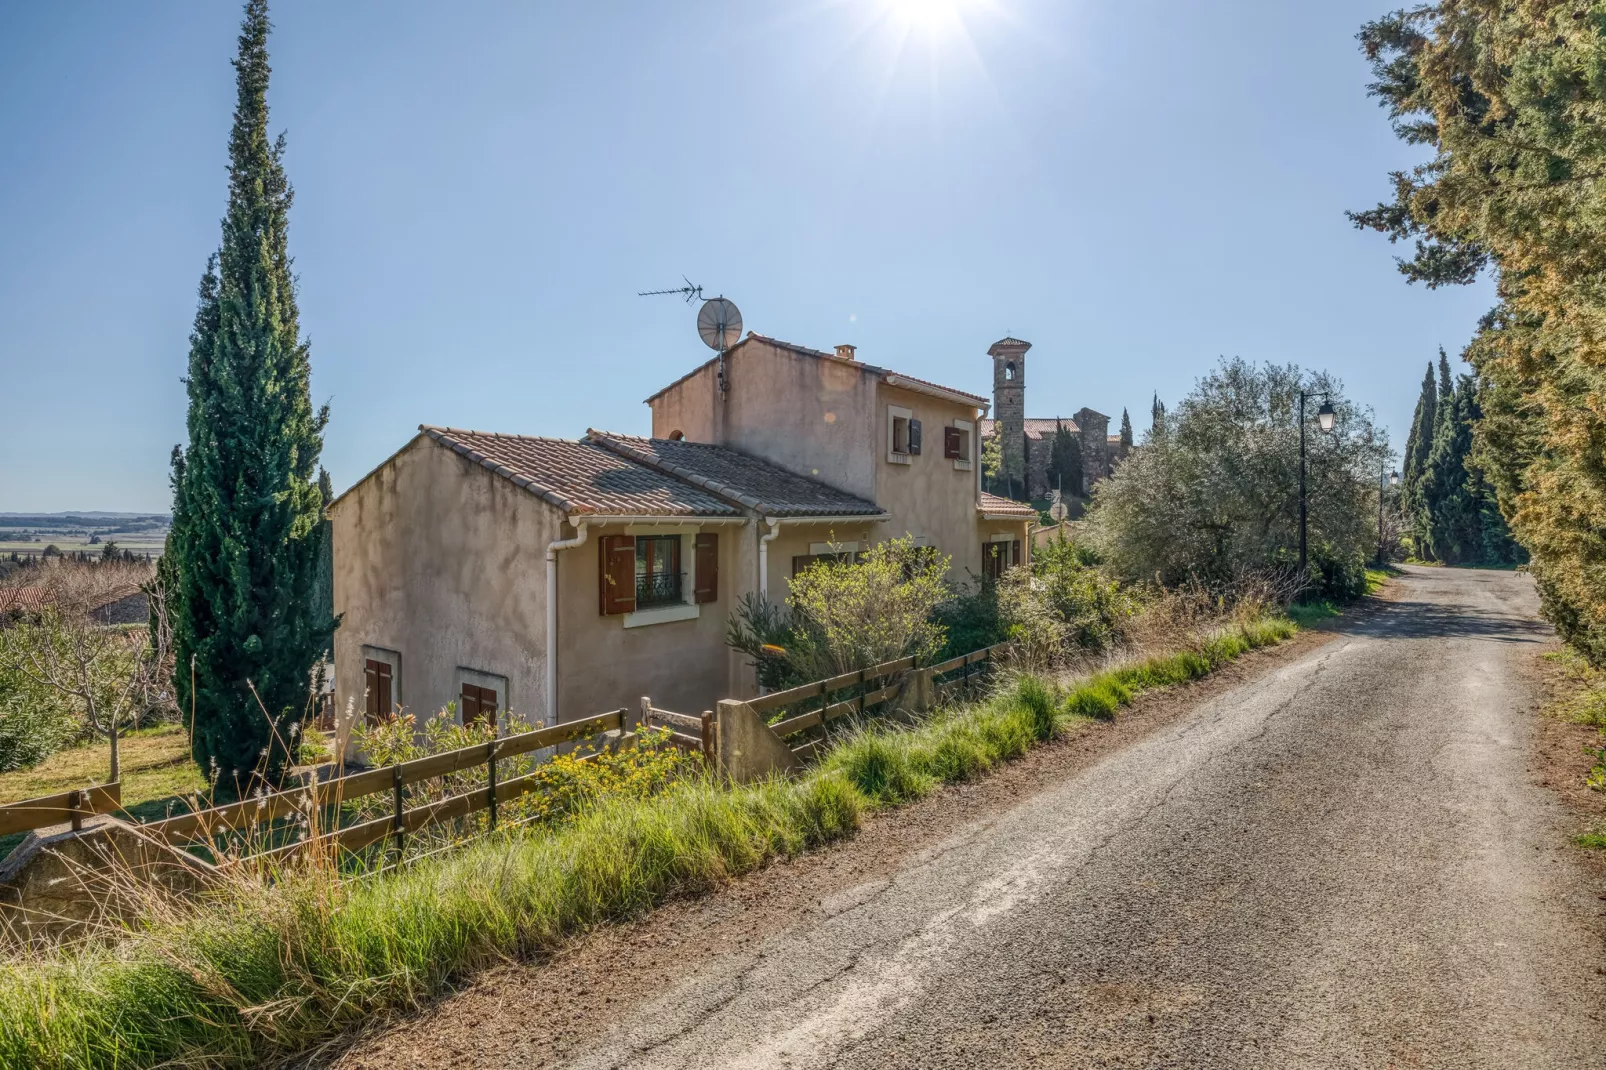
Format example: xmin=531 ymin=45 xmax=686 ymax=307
xmin=635 ymin=534 xmax=684 ymax=609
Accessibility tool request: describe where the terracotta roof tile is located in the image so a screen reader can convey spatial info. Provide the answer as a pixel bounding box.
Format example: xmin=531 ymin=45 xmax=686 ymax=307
xmin=978 ymin=417 xmax=1082 ymax=438
xmin=587 ymin=433 xmax=885 ymax=518
xmin=979 ymin=492 xmax=1037 ymax=518
xmin=419 ymin=426 xmax=740 ymax=517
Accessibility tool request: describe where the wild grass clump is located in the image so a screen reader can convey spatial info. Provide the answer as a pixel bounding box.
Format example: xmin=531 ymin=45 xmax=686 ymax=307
xmin=0 ymin=772 xmax=861 ymax=1069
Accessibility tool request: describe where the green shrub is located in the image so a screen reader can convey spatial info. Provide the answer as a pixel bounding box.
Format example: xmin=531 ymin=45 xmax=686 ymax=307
xmin=0 ymin=667 xmax=81 ymax=773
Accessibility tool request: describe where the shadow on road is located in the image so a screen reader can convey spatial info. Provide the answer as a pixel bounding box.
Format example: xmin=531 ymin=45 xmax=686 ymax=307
xmin=1335 ymin=596 xmax=1552 ymax=644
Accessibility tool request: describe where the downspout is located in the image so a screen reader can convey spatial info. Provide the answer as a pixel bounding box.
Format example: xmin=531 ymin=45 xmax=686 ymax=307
xmin=759 ymin=517 xmax=783 ymax=602
xmin=545 ymin=518 xmax=589 ymax=726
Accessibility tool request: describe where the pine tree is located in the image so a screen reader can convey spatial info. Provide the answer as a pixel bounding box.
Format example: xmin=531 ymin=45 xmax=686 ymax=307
xmin=169 ymin=0 xmax=331 ymax=785
xmin=1436 ymin=348 xmax=1453 ymax=407
xmin=1119 ymin=408 xmax=1134 ymax=449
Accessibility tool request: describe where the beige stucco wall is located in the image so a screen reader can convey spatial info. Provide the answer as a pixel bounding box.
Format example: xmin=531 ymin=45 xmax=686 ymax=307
xmin=554 ymin=518 xmax=753 ymax=721
xmin=331 ymin=436 xmax=559 ymax=728
xmin=333 ymin=437 xmax=763 ymax=726
xmin=872 ymin=381 xmax=997 ymax=583
xmin=650 ymin=340 xmax=879 ymax=499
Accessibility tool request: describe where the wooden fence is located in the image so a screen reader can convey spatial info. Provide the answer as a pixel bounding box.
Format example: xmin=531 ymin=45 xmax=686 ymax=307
xmin=747 ymin=642 xmax=1010 ymax=761
xmin=0 ymin=646 xmax=1008 ymax=864
xmin=139 ymin=708 xmax=649 ymax=867
xmin=0 ymin=783 xmax=121 ymax=839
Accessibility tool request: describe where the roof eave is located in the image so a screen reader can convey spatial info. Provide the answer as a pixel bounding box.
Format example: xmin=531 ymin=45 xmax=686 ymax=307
xmin=882 ymin=374 xmax=990 ymax=412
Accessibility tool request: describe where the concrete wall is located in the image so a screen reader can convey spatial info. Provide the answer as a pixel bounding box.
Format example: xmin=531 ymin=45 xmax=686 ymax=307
xmin=331 ymin=436 xmax=559 ymax=728
xmin=650 ymin=339 xmax=879 ymax=499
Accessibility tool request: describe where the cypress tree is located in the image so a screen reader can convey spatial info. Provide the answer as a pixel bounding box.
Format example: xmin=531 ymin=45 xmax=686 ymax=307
xmin=1046 ymin=419 xmax=1084 ymax=495
xmin=1119 ymin=408 xmax=1134 ymax=449
xmin=1400 ymin=362 xmax=1437 ymax=551
xmin=170 ymin=0 xmax=331 ymax=785
xmin=1150 ymin=393 xmax=1166 ymax=437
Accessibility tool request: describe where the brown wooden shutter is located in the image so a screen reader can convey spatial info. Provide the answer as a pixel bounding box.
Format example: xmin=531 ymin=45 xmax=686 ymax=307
xmin=599 ymin=535 xmax=636 ymax=615
xmin=365 ymin=658 xmax=393 ymax=723
xmin=908 ymin=418 xmax=922 ymax=455
xmin=944 ymin=427 xmax=962 ymax=459
xmin=694 ymin=533 xmax=719 ymax=604
xmin=461 ymin=683 xmax=499 ymax=727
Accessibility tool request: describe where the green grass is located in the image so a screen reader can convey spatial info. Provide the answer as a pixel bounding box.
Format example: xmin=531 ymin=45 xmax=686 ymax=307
xmin=0 ymin=613 xmax=1300 ymax=1070
xmin=1575 ymin=830 xmax=1606 ymax=850
xmin=0 ymin=726 xmax=210 ymax=860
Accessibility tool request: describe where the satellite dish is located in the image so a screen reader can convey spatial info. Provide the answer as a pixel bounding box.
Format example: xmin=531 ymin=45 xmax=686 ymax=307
xmin=697 ymin=297 xmax=742 ymax=352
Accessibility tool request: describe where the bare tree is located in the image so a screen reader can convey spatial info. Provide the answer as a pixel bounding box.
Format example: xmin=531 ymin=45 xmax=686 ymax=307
xmin=0 ymin=559 xmax=168 ymax=783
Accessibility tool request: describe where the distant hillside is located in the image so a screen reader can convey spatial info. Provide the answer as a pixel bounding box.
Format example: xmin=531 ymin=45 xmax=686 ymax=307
xmin=0 ymin=513 xmax=170 ymax=529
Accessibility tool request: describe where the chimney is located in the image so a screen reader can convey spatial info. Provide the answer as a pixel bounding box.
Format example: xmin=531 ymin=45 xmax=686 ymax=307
xmin=835 ymin=344 xmax=857 ymax=361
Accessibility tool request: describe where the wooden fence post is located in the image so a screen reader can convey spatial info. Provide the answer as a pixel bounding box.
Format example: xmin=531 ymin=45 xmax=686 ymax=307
xmin=486 ymin=727 xmax=499 ymax=831
xmin=68 ymin=789 xmax=83 ymax=832
xmin=699 ymin=710 xmax=714 ymax=764
xmin=390 ymin=764 xmax=405 ymax=857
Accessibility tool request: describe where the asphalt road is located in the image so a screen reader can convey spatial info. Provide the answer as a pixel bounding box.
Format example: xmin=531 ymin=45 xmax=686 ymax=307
xmin=552 ymin=567 xmax=1606 ymax=1069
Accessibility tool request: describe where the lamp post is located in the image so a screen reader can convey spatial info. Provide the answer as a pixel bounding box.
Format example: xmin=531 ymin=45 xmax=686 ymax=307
xmin=1298 ymin=390 xmax=1337 ymax=573
xmin=1377 ymin=466 xmax=1400 ymax=566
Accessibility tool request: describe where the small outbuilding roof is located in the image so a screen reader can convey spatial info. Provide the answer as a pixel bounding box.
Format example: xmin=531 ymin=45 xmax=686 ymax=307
xmin=419 ymin=426 xmax=742 ymax=517
xmin=978 ymin=492 xmax=1038 ymax=519
xmin=586 ymin=432 xmax=885 ymax=519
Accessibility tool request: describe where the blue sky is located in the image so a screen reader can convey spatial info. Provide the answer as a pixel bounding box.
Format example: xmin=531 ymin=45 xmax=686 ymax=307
xmin=0 ymin=0 xmax=1493 ymax=512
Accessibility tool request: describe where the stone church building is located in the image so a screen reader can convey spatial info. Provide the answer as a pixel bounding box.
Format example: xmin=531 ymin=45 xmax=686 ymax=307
xmin=977 ymin=337 xmax=1128 ymax=501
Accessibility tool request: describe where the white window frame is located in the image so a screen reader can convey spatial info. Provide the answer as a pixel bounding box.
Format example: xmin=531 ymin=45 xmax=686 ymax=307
xmin=951 ymin=419 xmax=974 ymax=471
xmin=887 ymin=405 xmax=913 ymax=464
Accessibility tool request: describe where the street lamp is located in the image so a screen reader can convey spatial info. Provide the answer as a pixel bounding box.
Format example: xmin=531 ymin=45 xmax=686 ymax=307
xmin=1298 ymin=390 xmax=1336 ymax=573
xmin=1377 ymin=466 xmax=1400 ymax=566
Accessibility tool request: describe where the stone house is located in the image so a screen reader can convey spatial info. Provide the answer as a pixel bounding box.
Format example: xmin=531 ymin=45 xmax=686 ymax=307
xmin=329 ymin=333 xmax=1034 ymax=730
xmin=978 ymin=336 xmax=1126 ymax=501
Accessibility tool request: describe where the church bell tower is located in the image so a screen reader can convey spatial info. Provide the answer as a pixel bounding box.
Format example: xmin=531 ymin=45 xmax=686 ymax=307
xmin=989 ymin=337 xmax=1030 ymax=498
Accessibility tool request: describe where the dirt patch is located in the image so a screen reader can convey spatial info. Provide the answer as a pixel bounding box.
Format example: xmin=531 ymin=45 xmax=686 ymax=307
xmin=1529 ymin=648 xmax=1606 ymax=867
xmin=312 ymin=626 xmax=1335 ymax=1070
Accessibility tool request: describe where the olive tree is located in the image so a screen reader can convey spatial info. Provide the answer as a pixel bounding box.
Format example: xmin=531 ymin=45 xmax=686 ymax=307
xmin=1087 ymin=358 xmax=1390 ymax=597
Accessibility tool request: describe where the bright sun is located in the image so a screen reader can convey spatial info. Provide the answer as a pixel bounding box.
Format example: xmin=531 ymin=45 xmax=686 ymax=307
xmin=884 ymin=0 xmax=965 ymax=32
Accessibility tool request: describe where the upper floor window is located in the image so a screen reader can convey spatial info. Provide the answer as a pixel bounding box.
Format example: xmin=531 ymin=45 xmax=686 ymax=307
xmin=1004 ymin=362 xmax=1016 ymax=380
xmin=887 ymin=405 xmax=919 ymax=464
xmin=945 ymin=420 xmax=973 ymax=470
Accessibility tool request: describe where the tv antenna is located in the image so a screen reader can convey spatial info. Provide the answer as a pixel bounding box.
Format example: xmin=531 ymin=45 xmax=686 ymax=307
xmin=639 ymin=277 xmax=742 ymax=400
xmin=637 ymin=276 xmax=704 ymax=303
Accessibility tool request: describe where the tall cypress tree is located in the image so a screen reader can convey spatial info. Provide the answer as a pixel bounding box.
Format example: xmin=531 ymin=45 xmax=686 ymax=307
xmin=1401 ymin=362 xmax=1437 ymax=550
xmin=170 ymin=0 xmax=331 ymax=785
xmin=1119 ymin=408 xmax=1134 ymax=449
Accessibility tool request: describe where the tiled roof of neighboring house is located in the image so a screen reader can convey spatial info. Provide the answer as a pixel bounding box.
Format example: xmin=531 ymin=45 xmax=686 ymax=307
xmin=0 ymin=587 xmax=52 ymax=614
xmin=419 ymin=426 xmax=741 ymax=517
xmin=978 ymin=417 xmax=1082 ymax=439
xmin=978 ymin=492 xmax=1037 ymax=518
xmin=644 ymin=332 xmax=989 ymax=410
xmin=586 ymin=432 xmax=885 ymax=519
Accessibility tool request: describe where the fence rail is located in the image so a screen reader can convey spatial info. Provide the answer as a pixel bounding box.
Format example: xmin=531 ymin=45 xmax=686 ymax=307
xmin=755 ymin=643 xmax=1011 ymax=751
xmin=0 ymin=783 xmax=122 ymax=838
